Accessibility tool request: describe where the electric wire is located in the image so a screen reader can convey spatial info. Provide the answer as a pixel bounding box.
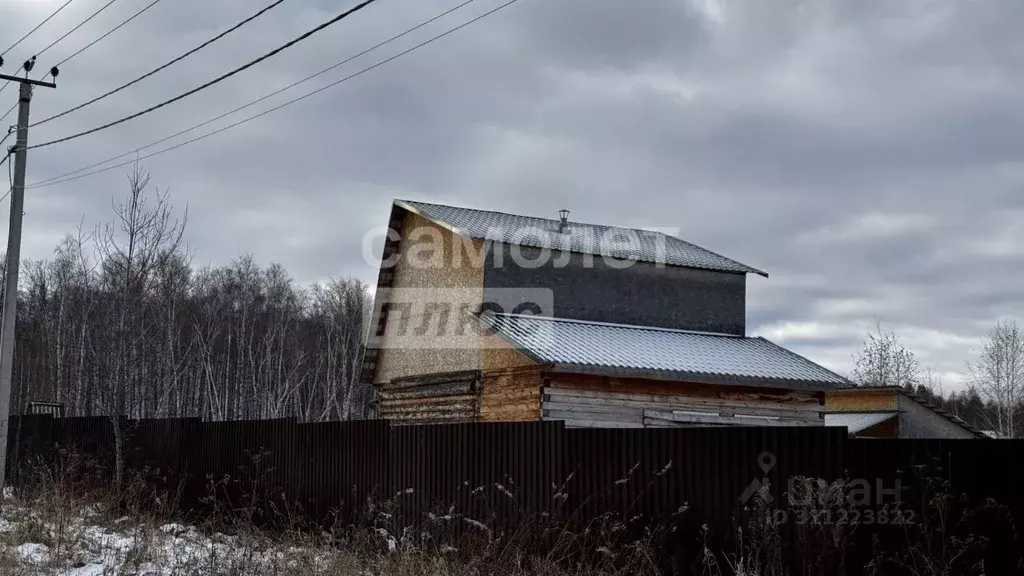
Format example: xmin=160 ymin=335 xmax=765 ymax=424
xmin=30 ymin=0 xmax=480 ymax=186
xmin=34 ymin=0 xmax=120 ymax=60
xmin=0 ymin=103 xmax=16 ymax=127
xmin=0 ymin=0 xmax=76 ymax=96
xmin=0 ymin=0 xmax=75 ymax=57
xmin=0 ymin=0 xmax=113 ymax=97
xmin=53 ymin=0 xmax=167 ymax=69
xmin=32 ymin=0 xmax=286 ymax=126
xmin=1 ymin=155 xmax=12 ymax=204
xmin=27 ymin=0 xmax=380 ymax=148
xmin=29 ymin=0 xmax=524 ymax=189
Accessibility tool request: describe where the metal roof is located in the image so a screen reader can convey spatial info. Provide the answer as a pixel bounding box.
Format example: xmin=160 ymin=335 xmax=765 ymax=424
xmin=478 ymin=313 xmax=850 ymax=390
xmin=824 ymin=412 xmax=898 ymax=434
xmin=396 ymin=200 xmax=767 ymax=277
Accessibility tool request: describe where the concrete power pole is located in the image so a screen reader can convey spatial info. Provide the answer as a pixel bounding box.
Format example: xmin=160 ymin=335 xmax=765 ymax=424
xmin=0 ymin=61 xmax=57 ymax=487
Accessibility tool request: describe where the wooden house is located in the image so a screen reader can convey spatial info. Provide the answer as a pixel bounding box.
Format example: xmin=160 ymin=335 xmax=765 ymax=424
xmin=361 ymin=199 xmax=849 ymax=427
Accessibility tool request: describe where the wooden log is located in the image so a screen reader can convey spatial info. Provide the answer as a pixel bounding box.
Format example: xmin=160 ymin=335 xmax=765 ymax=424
xmin=541 ymin=397 xmax=821 ymax=421
xmin=544 ymin=408 xmax=644 ymax=424
xmin=384 ymin=370 xmax=480 ymax=391
xmin=561 ymin=418 xmax=644 ymax=429
xmin=543 ymin=387 xmax=822 ymax=415
xmin=643 ymin=409 xmax=816 ymax=427
xmin=378 ymin=384 xmax=475 ymax=400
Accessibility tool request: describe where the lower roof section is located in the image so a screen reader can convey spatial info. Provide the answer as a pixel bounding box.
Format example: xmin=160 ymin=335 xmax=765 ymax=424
xmin=478 ymin=313 xmax=851 ymax=391
xmin=824 ymin=412 xmax=898 ymax=434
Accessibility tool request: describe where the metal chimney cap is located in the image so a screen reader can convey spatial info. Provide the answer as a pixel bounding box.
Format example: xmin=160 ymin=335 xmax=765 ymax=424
xmin=558 ymin=209 xmax=570 ymax=233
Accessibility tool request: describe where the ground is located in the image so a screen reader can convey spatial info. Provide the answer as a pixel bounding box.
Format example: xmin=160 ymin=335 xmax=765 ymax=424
xmin=0 ymin=487 xmax=366 ymax=575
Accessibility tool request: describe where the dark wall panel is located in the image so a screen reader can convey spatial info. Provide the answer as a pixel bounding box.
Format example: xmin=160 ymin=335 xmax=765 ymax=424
xmin=483 ymin=244 xmax=747 ymax=335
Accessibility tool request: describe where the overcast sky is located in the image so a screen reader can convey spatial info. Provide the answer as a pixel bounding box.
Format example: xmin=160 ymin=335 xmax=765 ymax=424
xmin=0 ymin=0 xmax=1020 ymax=388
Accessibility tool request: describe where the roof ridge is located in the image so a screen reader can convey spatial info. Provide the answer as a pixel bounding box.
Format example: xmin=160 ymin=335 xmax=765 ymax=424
xmin=492 ymin=312 xmax=743 ymax=338
xmin=399 ymin=199 xmax=638 ymax=232
xmin=395 ymin=199 xmax=768 ymax=277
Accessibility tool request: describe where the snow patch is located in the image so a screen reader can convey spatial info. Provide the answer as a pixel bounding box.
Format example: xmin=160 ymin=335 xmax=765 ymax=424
xmin=159 ymin=523 xmax=187 ymax=536
xmin=1 ymin=499 xmax=355 ymax=574
xmin=60 ymin=563 xmax=108 ymax=576
xmin=17 ymin=542 xmax=50 ymax=563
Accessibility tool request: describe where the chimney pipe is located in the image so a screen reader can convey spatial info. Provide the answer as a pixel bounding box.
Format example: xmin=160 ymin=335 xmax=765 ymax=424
xmin=558 ymin=209 xmax=570 ymax=233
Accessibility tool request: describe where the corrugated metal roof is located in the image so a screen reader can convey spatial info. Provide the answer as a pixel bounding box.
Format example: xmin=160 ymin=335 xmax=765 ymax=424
xmin=824 ymin=412 xmax=897 ymax=434
xmin=479 ymin=313 xmax=849 ymax=389
xmin=396 ymin=200 xmax=767 ymax=277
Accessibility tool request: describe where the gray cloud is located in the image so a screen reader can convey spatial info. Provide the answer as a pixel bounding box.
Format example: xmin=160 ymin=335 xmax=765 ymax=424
xmin=2 ymin=0 xmax=1023 ymax=388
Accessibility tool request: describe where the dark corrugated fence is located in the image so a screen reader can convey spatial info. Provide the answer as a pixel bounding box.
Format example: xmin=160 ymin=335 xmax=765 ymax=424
xmin=5 ymin=416 xmax=1024 ymax=572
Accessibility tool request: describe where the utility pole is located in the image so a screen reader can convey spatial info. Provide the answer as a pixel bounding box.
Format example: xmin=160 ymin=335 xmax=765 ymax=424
xmin=0 ymin=59 xmax=57 ymax=488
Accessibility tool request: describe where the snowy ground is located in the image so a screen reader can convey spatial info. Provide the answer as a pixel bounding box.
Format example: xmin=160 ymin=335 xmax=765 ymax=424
xmin=0 ymin=484 xmax=657 ymax=575
xmin=0 ymin=489 xmax=365 ymax=575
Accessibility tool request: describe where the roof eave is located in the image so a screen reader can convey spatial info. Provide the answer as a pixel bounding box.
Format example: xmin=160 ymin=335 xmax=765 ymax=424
xmin=394 ymin=199 xmax=476 ymax=241
xmin=755 ymin=337 xmax=855 ymax=387
xmin=548 ymin=363 xmax=845 ymax=392
xmin=474 ymin=311 xmax=551 ymax=365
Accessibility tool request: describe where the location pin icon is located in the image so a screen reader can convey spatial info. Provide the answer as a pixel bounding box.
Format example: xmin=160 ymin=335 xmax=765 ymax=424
xmin=758 ymin=451 xmax=776 ymax=474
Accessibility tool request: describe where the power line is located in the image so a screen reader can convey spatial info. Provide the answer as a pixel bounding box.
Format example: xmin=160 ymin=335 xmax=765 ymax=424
xmin=27 ymin=0 xmax=380 ymax=149
xmin=28 ymin=0 xmax=525 ymax=189
xmin=53 ymin=0 xmax=167 ymax=69
xmin=0 ymin=103 xmax=15 ymax=127
xmin=1 ymin=0 xmax=117 ymax=96
xmin=33 ymin=0 xmax=285 ymax=127
xmin=35 ymin=0 xmax=120 ymax=59
xmin=30 ymin=0 xmax=480 ymax=186
xmin=0 ymin=0 xmax=76 ymax=96
xmin=0 ymin=0 xmax=75 ymax=57
xmin=1 ymin=145 xmax=11 ymax=202
xmin=1 ymin=154 xmax=11 ymax=204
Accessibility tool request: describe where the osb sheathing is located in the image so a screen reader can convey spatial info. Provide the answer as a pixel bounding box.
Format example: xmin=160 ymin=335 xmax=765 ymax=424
xmin=825 ymin=390 xmax=898 ymax=412
xmin=479 ymin=366 xmax=545 ymax=422
xmin=374 ymin=212 xmax=536 ymax=385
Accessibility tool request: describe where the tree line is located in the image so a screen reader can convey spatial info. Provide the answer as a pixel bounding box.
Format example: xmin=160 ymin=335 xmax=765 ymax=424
xmin=3 ymin=165 xmax=371 ymax=424
xmin=852 ymin=320 xmax=1024 ymax=438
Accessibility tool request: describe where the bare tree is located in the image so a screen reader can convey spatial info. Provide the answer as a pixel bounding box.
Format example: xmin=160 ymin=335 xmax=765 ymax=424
xmin=95 ymin=164 xmax=187 ymax=490
xmin=851 ymin=321 xmax=920 ymax=388
xmin=967 ymin=319 xmax=1024 ymax=439
xmin=920 ymin=366 xmax=945 ymax=397
xmin=3 ymin=165 xmax=373 ymax=440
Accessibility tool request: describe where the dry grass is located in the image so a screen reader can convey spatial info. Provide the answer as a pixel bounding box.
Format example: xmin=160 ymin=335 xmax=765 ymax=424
xmin=0 ymin=454 xmax=668 ymax=575
xmin=0 ymin=455 xmax=1009 ymax=576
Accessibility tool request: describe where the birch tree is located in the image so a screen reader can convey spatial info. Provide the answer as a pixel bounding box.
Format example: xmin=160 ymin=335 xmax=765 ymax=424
xmin=967 ymin=319 xmax=1024 ymax=438
xmin=3 ymin=165 xmax=373 ymax=433
xmin=851 ymin=321 xmax=920 ymax=389
xmin=96 ymin=164 xmax=187 ymax=489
